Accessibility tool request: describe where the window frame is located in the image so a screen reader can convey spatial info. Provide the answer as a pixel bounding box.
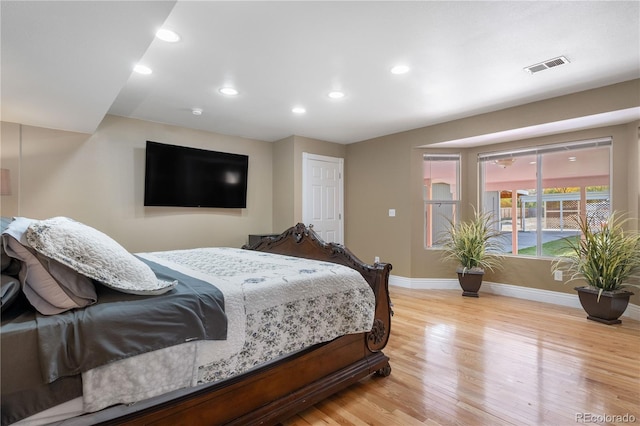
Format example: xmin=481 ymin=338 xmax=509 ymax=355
xmin=423 ymin=153 xmax=461 ymax=249
xmin=478 ymin=137 xmax=612 ymax=258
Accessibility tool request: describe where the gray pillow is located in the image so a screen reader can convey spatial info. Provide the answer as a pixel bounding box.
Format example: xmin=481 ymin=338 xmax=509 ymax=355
xmin=2 ymin=232 xmax=97 ymax=315
xmin=1 ymin=217 xmax=14 ymax=272
xmin=1 ymin=274 xmax=20 ymax=312
xmin=1 ymin=247 xmax=11 ymax=272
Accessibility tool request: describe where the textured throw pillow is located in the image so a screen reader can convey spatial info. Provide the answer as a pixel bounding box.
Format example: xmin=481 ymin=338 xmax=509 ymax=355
xmin=25 ymin=217 xmax=176 ymax=295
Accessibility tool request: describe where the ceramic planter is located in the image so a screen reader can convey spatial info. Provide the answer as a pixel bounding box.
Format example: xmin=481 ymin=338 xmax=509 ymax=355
xmin=456 ymin=267 xmax=484 ymax=297
xmin=574 ymin=286 xmax=634 ymax=325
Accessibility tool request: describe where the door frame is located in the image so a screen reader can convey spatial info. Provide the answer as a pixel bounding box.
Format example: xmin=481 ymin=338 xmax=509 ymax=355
xmin=302 ymin=152 xmax=344 ymax=244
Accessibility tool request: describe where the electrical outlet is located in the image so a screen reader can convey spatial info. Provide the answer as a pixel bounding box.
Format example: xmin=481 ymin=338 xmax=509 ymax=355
xmin=554 ymin=270 xmax=563 ymax=281
xmin=374 ymin=256 xmax=380 ymax=264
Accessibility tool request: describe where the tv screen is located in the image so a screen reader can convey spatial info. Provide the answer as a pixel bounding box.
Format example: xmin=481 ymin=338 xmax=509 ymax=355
xmin=144 ymin=141 xmax=248 ymax=208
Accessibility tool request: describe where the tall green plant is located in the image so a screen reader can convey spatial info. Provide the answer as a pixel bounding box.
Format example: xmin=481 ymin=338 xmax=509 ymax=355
xmin=552 ymin=212 xmax=640 ymax=299
xmin=440 ymin=208 xmax=504 ymax=273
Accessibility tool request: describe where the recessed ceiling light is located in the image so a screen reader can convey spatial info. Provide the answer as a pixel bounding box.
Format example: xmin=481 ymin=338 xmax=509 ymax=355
xmin=156 ymin=28 xmax=180 ymax=43
xmin=133 ymin=64 xmax=152 ymax=75
xmin=192 ymin=108 xmax=203 ymax=116
xmin=292 ymin=106 xmax=306 ymax=114
xmin=328 ymin=91 xmax=345 ymax=99
xmin=390 ymin=65 xmax=410 ymax=75
xmin=219 ymin=87 xmax=239 ymax=96
xmin=568 ymin=156 xmax=577 ymax=162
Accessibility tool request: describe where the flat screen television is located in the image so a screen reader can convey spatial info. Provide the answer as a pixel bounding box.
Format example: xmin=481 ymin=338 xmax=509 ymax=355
xmin=144 ymin=141 xmax=248 ymax=208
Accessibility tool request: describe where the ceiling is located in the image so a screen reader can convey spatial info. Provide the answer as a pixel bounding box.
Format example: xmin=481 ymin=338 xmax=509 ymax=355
xmin=2 ymin=1 xmax=639 ymax=145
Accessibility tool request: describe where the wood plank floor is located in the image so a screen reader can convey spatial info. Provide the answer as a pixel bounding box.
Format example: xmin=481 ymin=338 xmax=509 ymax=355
xmin=281 ymin=287 xmax=640 ymax=426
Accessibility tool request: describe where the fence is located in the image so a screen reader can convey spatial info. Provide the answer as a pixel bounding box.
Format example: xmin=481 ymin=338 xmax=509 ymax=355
xmin=499 ymin=191 xmax=609 ymax=232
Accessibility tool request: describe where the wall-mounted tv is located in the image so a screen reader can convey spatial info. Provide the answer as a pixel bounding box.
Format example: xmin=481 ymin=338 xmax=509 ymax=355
xmin=144 ymin=141 xmax=248 ymax=208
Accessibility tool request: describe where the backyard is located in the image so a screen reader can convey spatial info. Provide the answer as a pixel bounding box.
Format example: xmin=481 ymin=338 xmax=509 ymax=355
xmin=516 ymin=234 xmax=579 ymax=256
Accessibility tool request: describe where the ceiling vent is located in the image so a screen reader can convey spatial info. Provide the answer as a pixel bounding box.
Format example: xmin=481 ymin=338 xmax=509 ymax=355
xmin=524 ymin=56 xmax=570 ymax=74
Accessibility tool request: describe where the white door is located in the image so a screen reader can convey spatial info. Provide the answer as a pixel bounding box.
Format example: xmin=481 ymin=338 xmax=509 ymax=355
xmin=302 ymin=153 xmax=344 ymax=244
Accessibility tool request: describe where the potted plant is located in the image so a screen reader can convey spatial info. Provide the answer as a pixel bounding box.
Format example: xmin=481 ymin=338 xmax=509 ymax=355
xmin=552 ymin=211 xmax=640 ymax=324
xmin=440 ymin=208 xmax=504 ymax=297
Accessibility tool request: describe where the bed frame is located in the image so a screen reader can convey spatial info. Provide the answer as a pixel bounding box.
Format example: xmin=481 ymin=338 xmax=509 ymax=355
xmin=96 ymin=223 xmax=392 ymax=426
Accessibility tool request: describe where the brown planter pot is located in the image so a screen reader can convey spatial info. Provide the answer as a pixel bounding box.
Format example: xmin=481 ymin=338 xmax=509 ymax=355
xmin=574 ymin=286 xmax=634 ymax=325
xmin=457 ymin=268 xmax=484 ymax=297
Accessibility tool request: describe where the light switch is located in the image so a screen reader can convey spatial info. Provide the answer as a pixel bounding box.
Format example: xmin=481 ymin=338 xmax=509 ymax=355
xmin=389 ymin=209 xmax=396 ymax=217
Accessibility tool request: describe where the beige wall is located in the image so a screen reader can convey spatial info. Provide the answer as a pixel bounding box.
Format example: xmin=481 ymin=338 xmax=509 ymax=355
xmin=345 ymin=135 xmax=413 ymax=269
xmin=272 ymin=135 xmax=346 ymax=233
xmin=345 ymin=79 xmax=640 ymax=305
xmin=2 ymin=80 xmax=638 ymax=304
xmin=0 ymin=123 xmax=106 ymax=224
xmin=272 ymin=136 xmax=296 ymax=232
xmin=630 ymin=122 xmax=640 ymax=229
xmin=1 ymin=116 xmax=347 ymax=251
xmin=0 ymin=115 xmax=273 ymax=251
xmin=1 ymin=123 xmax=22 ymax=216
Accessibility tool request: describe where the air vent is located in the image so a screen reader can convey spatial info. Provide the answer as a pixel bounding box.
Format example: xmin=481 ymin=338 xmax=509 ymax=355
xmin=524 ymin=56 xmax=570 ymax=74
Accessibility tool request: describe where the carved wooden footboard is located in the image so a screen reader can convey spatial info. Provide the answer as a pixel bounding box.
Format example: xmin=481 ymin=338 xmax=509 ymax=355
xmin=244 ymin=223 xmax=393 ymax=355
xmin=95 ymin=223 xmax=392 ymax=426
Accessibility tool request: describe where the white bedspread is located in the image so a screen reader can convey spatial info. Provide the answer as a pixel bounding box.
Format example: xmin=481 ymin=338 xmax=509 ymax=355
xmin=81 ymin=248 xmax=375 ymax=413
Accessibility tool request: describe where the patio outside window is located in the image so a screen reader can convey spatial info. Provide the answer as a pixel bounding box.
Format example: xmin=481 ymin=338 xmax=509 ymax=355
xmin=479 ymin=138 xmax=612 ymax=257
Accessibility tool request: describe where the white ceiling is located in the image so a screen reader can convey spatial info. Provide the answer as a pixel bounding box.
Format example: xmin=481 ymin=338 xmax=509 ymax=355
xmin=2 ymin=1 xmax=639 ymax=145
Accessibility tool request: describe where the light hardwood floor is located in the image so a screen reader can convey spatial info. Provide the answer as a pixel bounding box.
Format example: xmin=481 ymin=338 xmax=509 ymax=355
xmin=282 ymin=287 xmax=640 ymax=426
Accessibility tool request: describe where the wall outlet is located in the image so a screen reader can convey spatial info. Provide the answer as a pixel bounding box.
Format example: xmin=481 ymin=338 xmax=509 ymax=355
xmin=554 ymin=270 xmax=563 ymax=281
xmin=374 ymin=256 xmax=380 ymax=264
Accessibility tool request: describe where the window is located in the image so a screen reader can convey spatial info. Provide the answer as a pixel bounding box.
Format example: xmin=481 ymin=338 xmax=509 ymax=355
xmin=423 ymin=154 xmax=460 ymax=248
xmin=479 ymin=138 xmax=611 ymax=257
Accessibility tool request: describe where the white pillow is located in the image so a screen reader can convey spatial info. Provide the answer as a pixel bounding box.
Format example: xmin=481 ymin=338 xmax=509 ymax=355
xmin=25 ymin=217 xmax=176 ymax=295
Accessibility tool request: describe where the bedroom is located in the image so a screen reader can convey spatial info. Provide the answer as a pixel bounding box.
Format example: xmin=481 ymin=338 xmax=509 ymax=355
xmin=1 ymin=1 xmax=639 ymax=425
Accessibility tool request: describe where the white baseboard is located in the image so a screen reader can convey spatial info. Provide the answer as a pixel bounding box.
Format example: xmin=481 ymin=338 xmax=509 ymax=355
xmin=388 ymin=275 xmax=640 ymax=322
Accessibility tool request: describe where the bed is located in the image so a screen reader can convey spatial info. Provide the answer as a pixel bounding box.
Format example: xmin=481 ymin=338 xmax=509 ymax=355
xmin=1 ymin=219 xmax=392 ymax=426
